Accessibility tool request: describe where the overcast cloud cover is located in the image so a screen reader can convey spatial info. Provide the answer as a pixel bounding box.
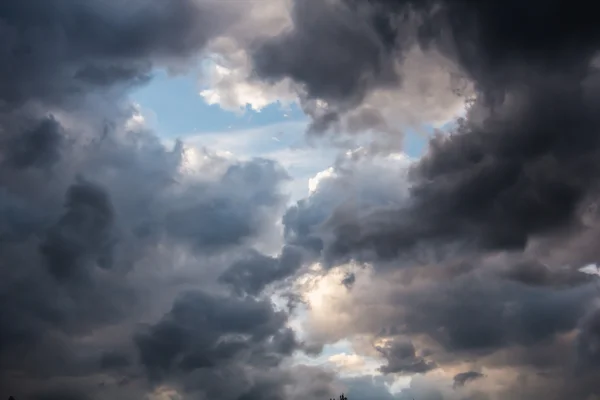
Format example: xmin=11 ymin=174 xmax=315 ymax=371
xmin=3 ymin=0 xmax=600 ymax=399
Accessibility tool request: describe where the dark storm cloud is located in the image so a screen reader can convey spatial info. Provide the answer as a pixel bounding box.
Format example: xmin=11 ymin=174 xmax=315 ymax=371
xmin=253 ymin=0 xmax=600 ymax=111
xmin=41 ymin=178 xmax=116 ymax=280
xmin=275 ymin=4 xmax=600 ymax=268
xmin=252 ymin=0 xmax=400 ymax=117
xmin=0 ymin=50 xmax=292 ymax=400
xmin=265 ymin=1 xmax=600 ymax=391
xmin=399 ymin=273 xmax=596 ymax=353
xmin=453 ymin=371 xmax=484 ymax=388
xmin=6 ymin=0 xmax=600 ymax=399
xmin=32 ymin=389 xmax=89 ymax=400
xmin=0 ymin=0 xmax=336 ymax=399
xmin=1 ymin=116 xmax=65 ymax=170
xmin=255 ymin=0 xmax=600 ymax=265
xmin=0 ymin=0 xmax=243 ymax=107
xmin=323 ymin=75 xmax=600 ymax=262
xmin=376 ymin=339 xmax=436 ymax=374
xmin=99 ymin=351 xmax=131 ymax=371
xmin=301 ymin=1 xmax=600 ymax=265
xmin=219 ymin=245 xmax=304 ymax=296
xmin=135 ymin=290 xmax=296 ymax=381
xmin=0 ymin=123 xmax=293 ymax=398
xmin=497 ymin=259 xmax=592 ymax=288
xmin=576 ymin=307 xmax=600 ymax=368
xmin=132 ymin=290 xmax=317 ymax=400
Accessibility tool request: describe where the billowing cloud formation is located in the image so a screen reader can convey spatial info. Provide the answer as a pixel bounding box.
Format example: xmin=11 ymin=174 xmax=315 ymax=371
xmin=267 ymin=15 xmax=600 ymax=400
xmin=219 ymin=245 xmax=305 ymax=296
xmin=0 ymin=0 xmax=248 ymax=106
xmin=286 ymin=148 xmax=600 ymax=398
xmin=5 ymin=0 xmax=600 ymax=399
xmin=0 ymin=116 xmax=300 ymax=398
xmin=134 ymin=291 xmax=297 ymax=392
xmin=376 ymin=339 xmax=436 ymax=375
xmin=0 ymin=1 xmax=335 ymax=399
xmin=453 ymin=371 xmax=484 ymax=388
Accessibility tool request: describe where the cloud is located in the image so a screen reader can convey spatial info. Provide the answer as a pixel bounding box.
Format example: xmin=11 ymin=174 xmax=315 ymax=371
xmin=284 ymin=1 xmax=600 ymax=271
xmin=576 ymin=306 xmax=600 ymax=369
xmin=134 ymin=290 xmax=296 ymax=383
xmin=3 ymin=0 xmax=260 ymax=103
xmin=219 ymin=245 xmax=305 ymax=296
xmin=0 ymin=115 xmax=65 ymax=170
xmin=376 ymin=339 xmax=437 ymax=375
xmin=453 ymin=371 xmax=485 ymax=388
xmin=282 ymin=150 xmax=412 ymax=256
xmin=0 ymin=113 xmax=299 ymax=397
xmin=252 ymin=0 xmax=399 ymax=107
xmin=341 ymin=376 xmax=397 ymax=400
xmin=200 ymin=38 xmax=296 ymax=113
xmin=6 ymin=0 xmax=600 ymax=399
xmin=0 ymin=2 xmax=332 ymax=398
xmin=287 ymin=147 xmax=600 ymax=398
xmin=205 ymin=1 xmax=600 ymax=394
xmin=247 ymin=0 xmax=471 ymax=134
xmin=40 ymin=178 xmax=116 ymax=281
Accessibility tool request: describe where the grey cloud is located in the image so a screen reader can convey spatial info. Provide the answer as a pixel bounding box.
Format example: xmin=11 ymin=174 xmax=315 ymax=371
xmin=8 ymin=0 xmax=600 ymax=399
xmin=282 ymin=152 xmax=410 ymax=258
xmin=291 ymin=215 xmax=600 ymax=397
xmin=134 ymin=290 xmax=295 ymax=382
xmin=219 ymin=245 xmax=304 ymax=296
xmin=282 ymin=121 xmax=600 ymax=397
xmin=99 ymin=351 xmax=131 ymax=371
xmin=277 ymin=0 xmax=600 ymax=264
xmin=576 ymin=307 xmax=600 ymax=369
xmin=323 ymin=77 xmax=600 ymax=264
xmin=131 ymin=291 xmax=337 ymax=400
xmin=250 ymin=0 xmax=459 ymax=133
xmin=1 ymin=116 xmax=64 ymax=170
xmin=0 ymin=0 xmax=245 ymax=107
xmin=399 ymin=273 xmax=595 ymax=353
xmin=253 ymin=0 xmax=400 ymax=109
xmin=251 ymin=0 xmax=600 ymax=131
xmin=376 ymin=339 xmax=436 ymax=375
xmin=0 ymin=114 xmax=293 ymax=398
xmin=40 ymin=178 xmax=116 ymax=280
xmin=453 ymin=371 xmax=484 ymax=388
xmin=163 ymin=159 xmax=288 ymax=251
xmin=0 ymin=0 xmax=335 ymax=399
xmin=32 ymin=389 xmax=89 ymax=400
xmin=497 ymin=259 xmax=592 ymax=288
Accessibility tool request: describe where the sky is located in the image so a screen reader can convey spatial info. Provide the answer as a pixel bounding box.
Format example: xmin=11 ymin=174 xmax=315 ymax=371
xmin=130 ymin=67 xmax=428 ymax=202
xmin=2 ymin=1 xmax=600 ymax=400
